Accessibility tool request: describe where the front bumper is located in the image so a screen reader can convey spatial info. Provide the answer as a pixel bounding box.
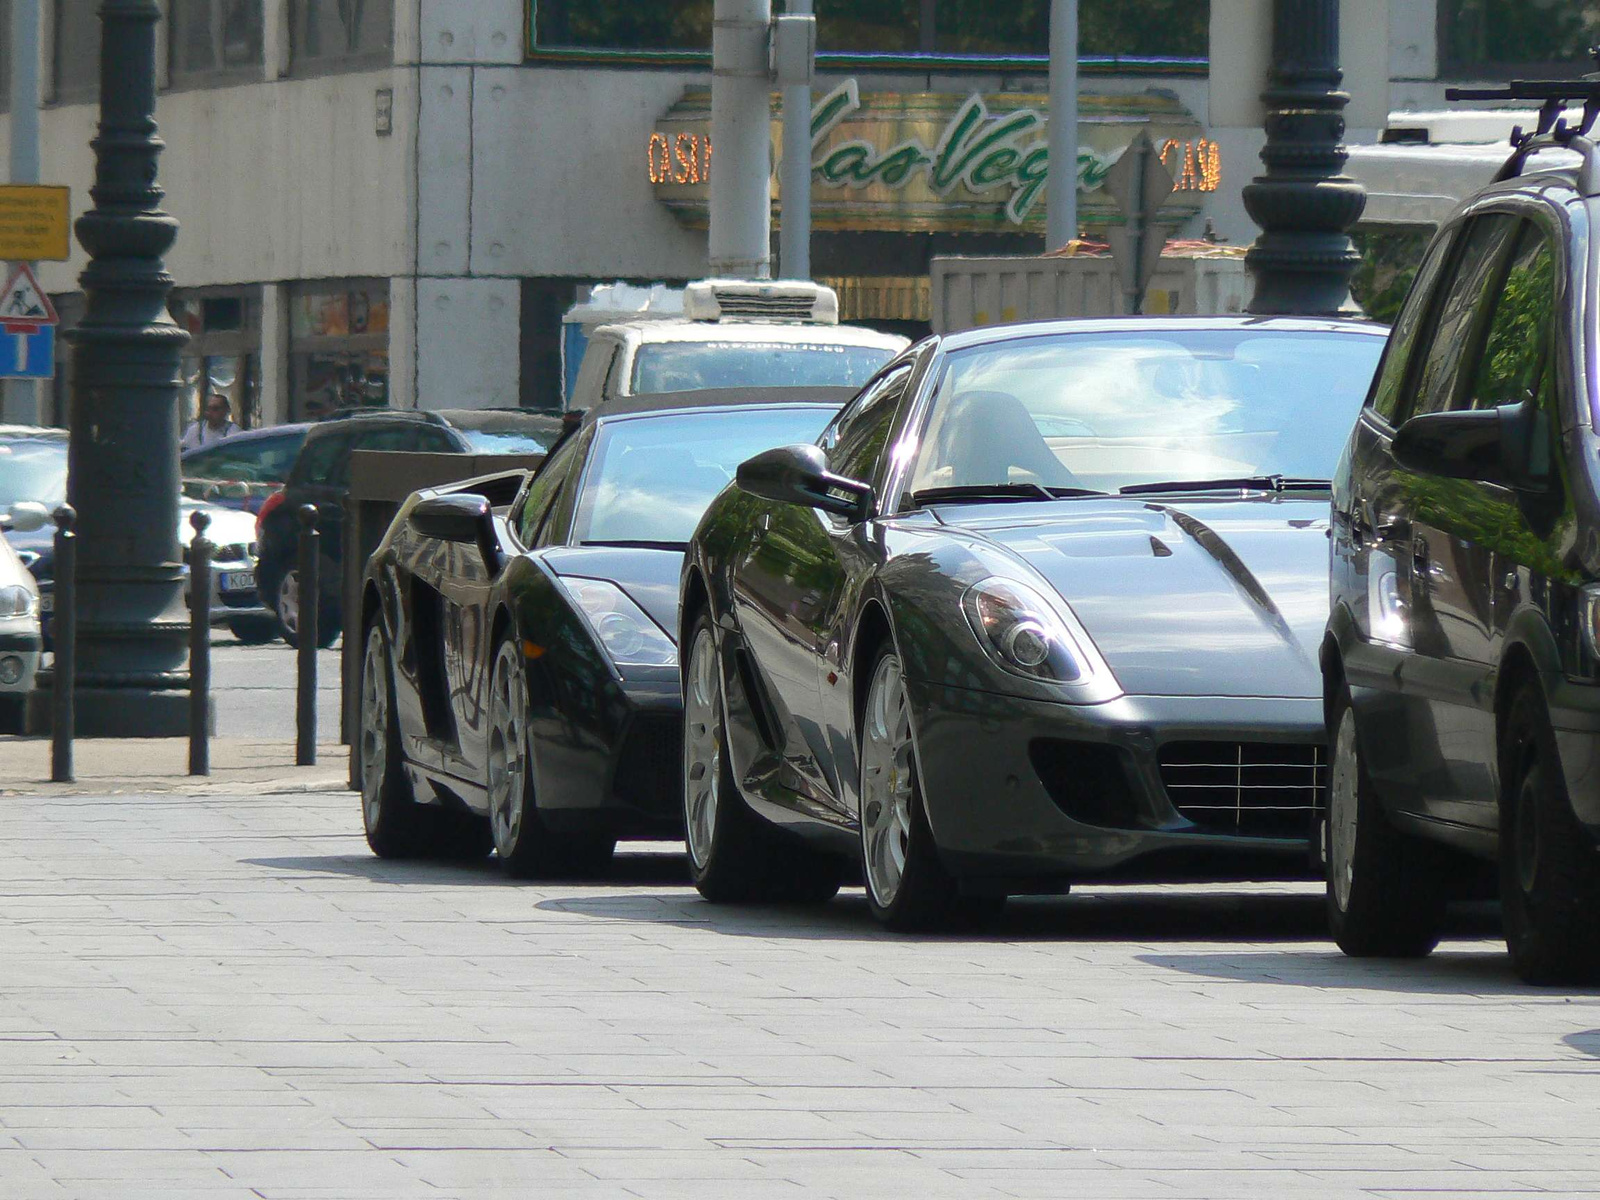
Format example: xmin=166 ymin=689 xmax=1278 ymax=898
xmin=906 ymin=680 xmax=1325 ymax=883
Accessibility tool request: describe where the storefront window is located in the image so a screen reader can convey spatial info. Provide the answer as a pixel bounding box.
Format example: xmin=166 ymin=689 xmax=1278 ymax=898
xmin=290 ymin=0 xmax=393 ymax=71
xmin=170 ymin=0 xmax=265 ymax=84
xmin=52 ymin=0 xmax=100 ymax=102
xmin=288 ymin=281 xmax=389 ymax=420
xmin=170 ymin=288 xmax=263 ymax=430
xmin=1440 ymin=0 xmax=1600 ymax=76
xmin=531 ymin=0 xmax=1207 ymax=60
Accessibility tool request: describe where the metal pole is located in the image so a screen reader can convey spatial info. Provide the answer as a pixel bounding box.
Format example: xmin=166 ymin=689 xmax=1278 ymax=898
xmin=1046 ymin=0 xmax=1079 ymax=251
xmin=66 ymin=0 xmax=191 ymax=736
xmin=1243 ymin=0 xmax=1366 ymax=315
xmin=187 ymin=510 xmax=211 ymax=776
xmin=296 ymin=504 xmax=318 ymax=766
xmin=779 ymin=0 xmax=812 ymax=280
xmin=50 ymin=504 xmax=75 ymax=783
xmin=710 ymin=0 xmax=773 ymax=279
xmin=4 ymin=0 xmax=43 ymax=426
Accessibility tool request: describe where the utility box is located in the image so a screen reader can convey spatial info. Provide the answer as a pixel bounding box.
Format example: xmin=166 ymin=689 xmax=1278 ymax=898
xmin=930 ymin=252 xmax=1251 ymax=334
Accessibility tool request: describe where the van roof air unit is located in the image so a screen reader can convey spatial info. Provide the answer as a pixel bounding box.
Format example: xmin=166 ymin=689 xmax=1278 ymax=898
xmin=683 ymin=279 xmax=840 ymax=325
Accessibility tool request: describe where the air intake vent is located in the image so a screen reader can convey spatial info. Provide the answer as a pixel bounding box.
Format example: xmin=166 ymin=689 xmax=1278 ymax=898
xmin=683 ymin=279 xmax=840 ymax=325
xmin=1158 ymin=741 xmax=1325 ymax=838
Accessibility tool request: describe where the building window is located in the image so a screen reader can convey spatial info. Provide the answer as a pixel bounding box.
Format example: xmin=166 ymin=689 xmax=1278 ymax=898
xmin=169 ymin=0 xmax=264 ymax=86
xmin=290 ymin=0 xmax=394 ymax=72
xmin=171 ymin=287 xmax=263 ymax=430
xmin=288 ymin=280 xmax=389 ymax=421
xmin=52 ymin=0 xmax=99 ymax=102
xmin=1440 ymin=0 xmax=1600 ymax=77
xmin=531 ymin=0 xmax=1208 ymax=61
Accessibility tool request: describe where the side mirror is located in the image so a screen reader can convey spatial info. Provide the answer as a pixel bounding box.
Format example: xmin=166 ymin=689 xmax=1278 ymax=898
xmin=2 ymin=501 xmax=53 ymax=533
xmin=1391 ymin=402 xmax=1549 ymax=490
xmin=408 ymin=493 xmax=502 ymax=573
xmin=736 ymin=443 xmax=875 ymax=521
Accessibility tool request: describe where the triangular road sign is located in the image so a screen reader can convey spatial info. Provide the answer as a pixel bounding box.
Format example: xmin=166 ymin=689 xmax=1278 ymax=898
xmin=0 ymin=263 xmax=58 ymax=330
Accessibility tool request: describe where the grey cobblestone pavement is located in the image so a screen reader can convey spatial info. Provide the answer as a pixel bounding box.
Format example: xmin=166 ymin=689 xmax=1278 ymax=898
xmin=2 ymin=781 xmax=1599 ymax=1198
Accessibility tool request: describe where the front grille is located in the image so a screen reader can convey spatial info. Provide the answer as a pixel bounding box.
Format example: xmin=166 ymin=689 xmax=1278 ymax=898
xmin=613 ymin=714 xmax=682 ymax=817
xmin=1158 ymin=741 xmax=1325 ymax=838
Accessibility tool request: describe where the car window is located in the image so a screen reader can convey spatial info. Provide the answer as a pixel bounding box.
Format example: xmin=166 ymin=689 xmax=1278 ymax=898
xmin=631 ymin=341 xmax=895 ymax=394
xmin=605 ymin=345 xmax=631 ymax=398
xmin=0 ymin=437 xmax=68 ymax=507
xmin=536 ymin=425 xmax=597 ymax=547
xmin=1368 ymin=232 xmax=1456 ymax=424
xmin=1464 ymin=222 xmax=1555 ymax=413
xmin=183 ymin=433 xmax=306 ymax=483
xmin=573 ymin=338 xmax=619 ymax=401
xmin=291 ymin=430 xmax=349 ymax=486
xmin=1405 ymin=214 xmax=1521 ymax=421
xmin=822 ymin=363 xmax=913 ymax=483
xmin=514 ymin=432 xmax=585 ymax=545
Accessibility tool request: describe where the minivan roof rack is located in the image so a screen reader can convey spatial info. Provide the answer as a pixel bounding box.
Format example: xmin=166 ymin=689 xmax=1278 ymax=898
xmin=1447 ymin=73 xmax=1600 ymax=188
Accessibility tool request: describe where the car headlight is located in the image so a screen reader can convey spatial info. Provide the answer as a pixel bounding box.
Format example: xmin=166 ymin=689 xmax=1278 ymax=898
xmin=961 ymin=577 xmax=1086 ymax=684
xmin=0 ymin=584 xmax=37 ymax=619
xmin=562 ymin=578 xmax=678 ymax=669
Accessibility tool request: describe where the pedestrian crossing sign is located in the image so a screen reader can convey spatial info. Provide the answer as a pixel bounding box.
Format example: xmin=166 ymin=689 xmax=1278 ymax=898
xmin=0 ymin=263 xmax=57 ymax=332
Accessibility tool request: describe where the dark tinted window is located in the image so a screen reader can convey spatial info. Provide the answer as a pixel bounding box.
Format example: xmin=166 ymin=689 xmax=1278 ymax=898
xmin=1407 ymin=215 xmax=1521 ymax=420
xmin=170 ymin=0 xmax=264 ymax=81
xmin=1467 ymin=223 xmax=1556 ymax=412
xmin=292 ymin=430 xmax=350 ymax=485
xmin=291 ymin=0 xmax=392 ymax=68
xmin=515 ymin=434 xmax=585 ymax=546
xmin=54 ymin=0 xmax=100 ymax=101
xmin=1441 ymin=0 xmax=1600 ymax=76
xmin=1368 ymin=232 xmax=1456 ymax=424
xmin=823 ymin=363 xmax=912 ymax=483
xmin=537 ymin=426 xmax=597 ymax=548
xmin=183 ymin=432 xmax=307 ymax=483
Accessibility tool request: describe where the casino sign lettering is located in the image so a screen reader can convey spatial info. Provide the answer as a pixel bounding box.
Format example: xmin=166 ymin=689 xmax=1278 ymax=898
xmin=648 ymin=81 xmax=1219 ymax=233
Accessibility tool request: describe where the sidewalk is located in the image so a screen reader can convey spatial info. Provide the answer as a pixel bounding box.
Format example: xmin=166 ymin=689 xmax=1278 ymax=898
xmin=0 ymin=735 xmax=349 ymax=796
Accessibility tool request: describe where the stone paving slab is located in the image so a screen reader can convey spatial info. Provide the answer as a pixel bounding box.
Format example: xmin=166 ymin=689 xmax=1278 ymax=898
xmin=1 ymin=779 xmax=1599 ymax=1198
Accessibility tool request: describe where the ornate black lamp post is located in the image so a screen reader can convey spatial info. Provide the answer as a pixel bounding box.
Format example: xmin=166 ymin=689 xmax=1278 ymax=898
xmin=1243 ymin=0 xmax=1367 ymax=316
xmin=65 ymin=0 xmax=191 ymax=735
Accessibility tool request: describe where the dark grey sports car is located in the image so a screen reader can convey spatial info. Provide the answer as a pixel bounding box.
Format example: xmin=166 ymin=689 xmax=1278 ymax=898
xmin=355 ymin=392 xmax=839 ymax=876
xmin=680 ymin=317 xmax=1388 ymax=928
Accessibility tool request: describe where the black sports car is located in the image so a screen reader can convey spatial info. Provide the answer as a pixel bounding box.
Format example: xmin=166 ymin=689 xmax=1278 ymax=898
xmin=680 ymin=317 xmax=1389 ymax=929
xmin=355 ymin=392 xmax=840 ymax=875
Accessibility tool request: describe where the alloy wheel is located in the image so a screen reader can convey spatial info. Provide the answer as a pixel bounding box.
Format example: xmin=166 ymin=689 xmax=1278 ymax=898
xmin=359 ymin=624 xmax=390 ymax=834
xmin=860 ymin=652 xmax=915 ymax=908
xmin=683 ymin=626 xmax=721 ymax=872
xmin=487 ymin=640 xmax=529 ymax=859
xmin=277 ymin=569 xmax=300 ymax=636
xmin=1328 ymin=706 xmax=1359 ymax=914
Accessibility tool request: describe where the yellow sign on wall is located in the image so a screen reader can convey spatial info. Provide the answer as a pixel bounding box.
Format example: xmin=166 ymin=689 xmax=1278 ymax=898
xmin=0 ymin=186 xmax=71 ymax=262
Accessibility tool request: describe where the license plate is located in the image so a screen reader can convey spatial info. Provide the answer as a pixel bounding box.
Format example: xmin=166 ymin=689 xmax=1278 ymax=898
xmin=219 ymin=571 xmax=256 ymax=592
xmin=38 ymin=592 xmax=53 ymax=613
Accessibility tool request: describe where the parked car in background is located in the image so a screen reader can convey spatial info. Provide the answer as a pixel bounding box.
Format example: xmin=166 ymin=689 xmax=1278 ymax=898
xmin=569 ymin=279 xmax=907 ymax=414
xmin=681 ymin=317 xmax=1388 ymax=930
xmin=355 ymin=391 xmax=842 ymax=876
xmin=0 ymin=509 xmax=43 ymax=733
xmin=181 ymin=500 xmax=275 ymax=644
xmin=181 ymin=423 xmax=311 ymax=513
xmin=1324 ymin=86 xmax=1600 ymax=985
xmin=255 ymin=408 xmax=564 ymax=649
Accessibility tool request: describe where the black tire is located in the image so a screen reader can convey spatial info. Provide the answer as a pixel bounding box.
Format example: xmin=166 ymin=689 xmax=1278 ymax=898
xmin=1325 ymin=686 xmax=1446 ymax=957
xmin=359 ymin=619 xmax=433 ymax=858
xmin=486 ymin=633 xmax=616 ymax=880
xmin=274 ymin=564 xmax=341 ymax=650
xmin=226 ymin=615 xmax=280 ymax=645
xmin=1499 ymin=682 xmax=1600 ymax=986
xmin=682 ymin=610 xmax=842 ymax=904
xmin=858 ymin=642 xmax=984 ymax=933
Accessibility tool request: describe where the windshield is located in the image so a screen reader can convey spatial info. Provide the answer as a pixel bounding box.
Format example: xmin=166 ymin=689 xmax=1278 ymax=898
xmin=632 ymin=341 xmax=893 ymax=394
xmin=573 ymin=407 xmax=833 ymax=546
xmin=905 ymin=330 xmax=1385 ymax=496
xmin=0 ymin=438 xmax=67 ymax=509
xmin=457 ymin=426 xmax=560 ymax=454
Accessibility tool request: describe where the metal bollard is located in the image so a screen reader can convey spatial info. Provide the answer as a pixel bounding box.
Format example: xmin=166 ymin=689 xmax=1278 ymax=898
xmin=295 ymin=503 xmax=319 ymax=766
xmin=188 ymin=509 xmax=212 ymax=776
xmin=50 ymin=504 xmax=76 ymax=784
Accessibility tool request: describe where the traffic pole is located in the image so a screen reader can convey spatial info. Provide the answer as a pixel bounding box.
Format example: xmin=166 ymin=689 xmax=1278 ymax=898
xmin=295 ymin=504 xmax=318 ymax=766
xmin=49 ymin=503 xmax=75 ymax=783
xmin=187 ymin=509 xmax=211 ymax=776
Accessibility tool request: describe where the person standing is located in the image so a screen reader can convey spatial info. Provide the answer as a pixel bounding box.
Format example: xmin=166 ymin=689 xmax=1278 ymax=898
xmin=181 ymin=392 xmax=240 ymax=451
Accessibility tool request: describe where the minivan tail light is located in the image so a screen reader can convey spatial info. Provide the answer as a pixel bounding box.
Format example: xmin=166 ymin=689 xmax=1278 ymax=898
xmin=256 ymin=489 xmax=287 ymax=541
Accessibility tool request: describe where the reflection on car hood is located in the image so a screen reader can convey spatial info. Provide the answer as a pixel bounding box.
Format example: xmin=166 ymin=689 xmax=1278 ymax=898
xmin=542 ymin=546 xmax=685 ymax=639
xmin=936 ymin=495 xmax=1331 ymax=699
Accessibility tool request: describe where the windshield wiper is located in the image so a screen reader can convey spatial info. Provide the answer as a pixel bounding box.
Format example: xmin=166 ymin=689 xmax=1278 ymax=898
xmin=1118 ymin=475 xmax=1331 ymax=496
xmin=910 ymin=483 xmax=1104 ymax=507
xmin=579 ymin=539 xmax=690 ymax=551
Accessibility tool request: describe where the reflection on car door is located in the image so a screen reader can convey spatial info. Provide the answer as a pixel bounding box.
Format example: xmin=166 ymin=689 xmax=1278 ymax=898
xmin=731 ymin=362 xmax=915 ymax=817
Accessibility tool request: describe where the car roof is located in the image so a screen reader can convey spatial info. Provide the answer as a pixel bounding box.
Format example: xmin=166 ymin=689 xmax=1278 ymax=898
xmin=0 ymin=424 xmax=68 ymax=442
xmin=584 ymin=386 xmax=856 ymax=422
xmin=595 ymin=319 xmax=910 ymax=351
xmin=432 ymin=408 xmax=565 ymax=434
xmin=591 ymin=397 xmax=845 ymax=428
xmin=936 ymin=315 xmax=1388 ymax=354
